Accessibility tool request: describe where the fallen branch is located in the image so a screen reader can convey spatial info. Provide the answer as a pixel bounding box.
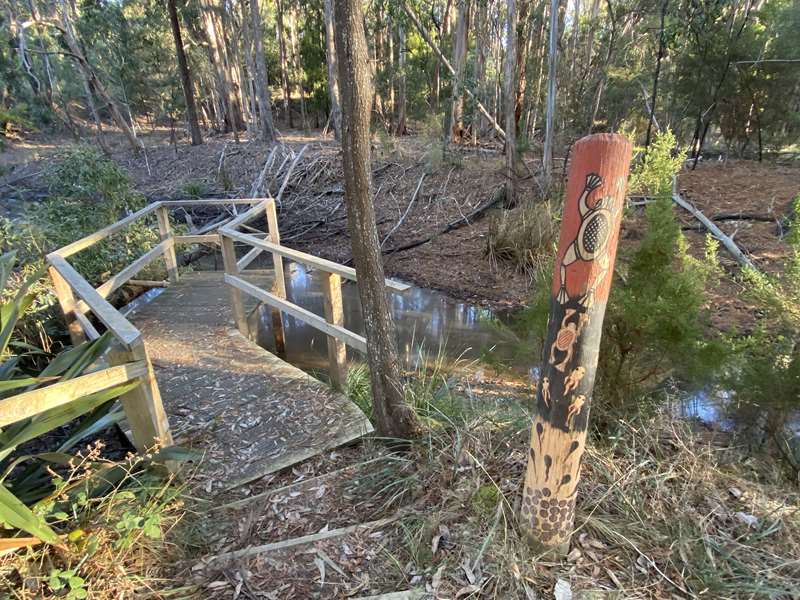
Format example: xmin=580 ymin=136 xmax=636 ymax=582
xmin=192 ymin=512 xmax=405 ymax=569
xmin=276 ymin=144 xmax=309 ymax=204
xmin=381 ymin=172 xmax=426 ymax=248
xmin=384 ymin=185 xmax=505 ymax=255
xmin=671 ymin=178 xmax=757 ymax=270
xmin=249 ymin=146 xmax=279 ymax=198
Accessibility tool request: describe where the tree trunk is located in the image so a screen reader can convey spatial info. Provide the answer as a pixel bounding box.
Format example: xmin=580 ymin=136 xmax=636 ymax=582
xmin=240 ymin=0 xmax=257 ymax=136
xmin=504 ymin=0 xmax=518 ymax=204
xmin=449 ymin=0 xmax=469 ymax=141
xmin=521 ymin=133 xmax=632 ymax=552
xmin=396 ymin=24 xmax=407 ymax=135
xmin=168 ymin=0 xmax=203 ymax=145
xmin=644 ymin=0 xmax=668 ymax=151
xmin=543 ymin=0 xmax=559 ymax=184
xmin=250 ymin=0 xmax=276 ymax=141
xmin=472 ymin=0 xmax=486 ymax=141
xmin=402 ymin=0 xmax=505 ymax=139
xmin=58 ymin=0 xmax=142 ymax=153
xmin=288 ymin=7 xmax=307 ymax=130
xmin=323 ymin=0 xmax=342 ymax=139
xmin=333 ymin=0 xmax=418 ymax=439
xmin=433 ymin=0 xmax=453 ymax=109
xmin=276 ymin=0 xmax=293 ymax=127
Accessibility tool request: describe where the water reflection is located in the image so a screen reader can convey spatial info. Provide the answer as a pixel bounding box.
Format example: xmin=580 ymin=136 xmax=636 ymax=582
xmin=247 ymin=262 xmax=520 ymax=373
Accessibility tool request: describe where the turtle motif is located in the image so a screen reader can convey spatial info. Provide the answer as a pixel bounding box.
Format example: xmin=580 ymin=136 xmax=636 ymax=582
xmin=549 ymin=309 xmax=589 ymax=372
xmin=556 ymin=173 xmax=616 ymax=307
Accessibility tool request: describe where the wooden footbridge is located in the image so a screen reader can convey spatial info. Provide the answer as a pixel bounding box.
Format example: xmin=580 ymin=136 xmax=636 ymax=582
xmin=31 ymin=197 xmax=409 ymax=487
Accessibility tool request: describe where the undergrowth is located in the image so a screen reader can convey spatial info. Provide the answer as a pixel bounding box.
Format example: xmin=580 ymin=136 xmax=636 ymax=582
xmin=351 ymin=368 xmax=800 ymax=598
xmin=1 ymin=145 xmax=163 ymax=353
xmin=0 ymin=444 xmax=190 ymax=598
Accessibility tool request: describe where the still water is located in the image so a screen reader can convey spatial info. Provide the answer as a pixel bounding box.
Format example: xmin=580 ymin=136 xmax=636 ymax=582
xmin=246 ymin=262 xmax=520 ymax=373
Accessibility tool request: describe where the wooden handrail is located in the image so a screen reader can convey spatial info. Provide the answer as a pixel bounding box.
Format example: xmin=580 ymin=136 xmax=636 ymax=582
xmin=224 ymin=273 xmax=368 ymax=353
xmin=47 ymin=254 xmax=141 ymax=347
xmin=159 ymin=198 xmax=267 ymax=206
xmin=73 ymin=239 xmax=174 ymax=316
xmin=219 ymin=228 xmax=411 ymax=292
xmin=0 ymin=361 xmax=148 ymax=427
xmin=53 ymin=202 xmax=163 ymax=258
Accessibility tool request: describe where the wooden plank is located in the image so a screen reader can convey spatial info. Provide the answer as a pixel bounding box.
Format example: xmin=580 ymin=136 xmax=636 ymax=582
xmin=220 ymin=235 xmax=248 ymax=335
xmin=156 ymin=206 xmax=179 ymax=283
xmin=236 ymin=246 xmax=262 ymax=271
xmin=53 ymin=202 xmax=162 ymax=258
xmin=175 ymin=234 xmax=220 ymax=245
xmin=47 ymin=255 xmax=141 ymax=347
xmin=225 ymin=199 xmax=268 ymax=230
xmin=0 ymin=361 xmax=147 ymax=427
xmin=74 ymin=311 xmax=101 ymax=340
xmin=90 ymin=240 xmax=173 ymax=305
xmin=108 ymin=341 xmax=173 ymax=453
xmin=265 ymin=199 xmax=287 ymax=355
xmin=321 ymin=272 xmax=347 ymax=390
xmin=193 ymin=513 xmax=403 ymax=568
xmin=220 ymin=228 xmax=411 ymax=292
xmin=48 ymin=265 xmax=86 ymax=346
xmin=224 ymin=273 xmax=367 ymax=353
xmin=159 ymin=198 xmax=265 ymax=206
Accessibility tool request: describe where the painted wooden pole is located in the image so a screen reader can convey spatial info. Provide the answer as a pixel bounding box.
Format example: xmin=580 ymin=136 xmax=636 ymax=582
xmin=521 ymin=133 xmax=632 ymax=551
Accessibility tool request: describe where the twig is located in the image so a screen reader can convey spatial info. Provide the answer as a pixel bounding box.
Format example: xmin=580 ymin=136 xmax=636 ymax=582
xmin=381 ymin=172 xmax=426 ymax=248
xmin=192 ymin=512 xmax=406 ymax=569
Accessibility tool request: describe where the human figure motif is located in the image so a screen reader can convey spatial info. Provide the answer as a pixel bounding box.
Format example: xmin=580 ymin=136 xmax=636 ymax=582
xmin=566 ymin=394 xmax=586 ymax=428
xmin=563 ymin=366 xmax=586 ymax=395
xmin=556 ymin=173 xmax=617 ymax=307
xmin=541 ymin=377 xmax=550 ymax=407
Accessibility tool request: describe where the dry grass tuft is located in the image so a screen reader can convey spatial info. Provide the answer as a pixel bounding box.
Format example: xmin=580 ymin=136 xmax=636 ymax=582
xmin=487 ymin=202 xmax=559 ymax=275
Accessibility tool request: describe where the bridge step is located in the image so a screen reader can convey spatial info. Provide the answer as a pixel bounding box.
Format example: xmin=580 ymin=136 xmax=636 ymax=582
xmin=126 ymin=270 xmax=373 ymax=491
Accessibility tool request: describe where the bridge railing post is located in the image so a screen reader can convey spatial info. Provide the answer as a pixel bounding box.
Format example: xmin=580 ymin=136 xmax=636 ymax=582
xmin=264 ymin=199 xmax=287 ymax=355
xmin=155 ymin=205 xmax=179 ymax=284
xmin=108 ymin=337 xmax=174 ymax=453
xmin=49 ymin=265 xmax=88 ymax=346
xmin=321 ymin=272 xmax=347 ymax=390
xmin=220 ymin=231 xmax=249 ymax=334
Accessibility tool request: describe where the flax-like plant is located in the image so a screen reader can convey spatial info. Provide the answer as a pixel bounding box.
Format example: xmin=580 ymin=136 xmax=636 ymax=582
xmin=0 ymin=252 xmax=139 ymax=546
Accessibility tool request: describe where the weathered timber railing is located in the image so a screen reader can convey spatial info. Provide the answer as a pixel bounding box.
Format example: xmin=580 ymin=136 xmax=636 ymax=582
xmin=44 ymin=198 xmax=259 ymax=451
xmin=218 ymin=198 xmax=410 ymax=389
xmin=38 ymin=194 xmax=406 ymax=452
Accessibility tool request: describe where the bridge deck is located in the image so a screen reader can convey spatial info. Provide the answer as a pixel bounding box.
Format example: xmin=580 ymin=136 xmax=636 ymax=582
xmin=126 ymin=270 xmax=372 ymax=491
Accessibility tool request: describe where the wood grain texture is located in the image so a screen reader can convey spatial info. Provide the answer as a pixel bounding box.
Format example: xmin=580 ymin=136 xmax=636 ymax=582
xmin=0 ymin=361 xmax=147 ymax=427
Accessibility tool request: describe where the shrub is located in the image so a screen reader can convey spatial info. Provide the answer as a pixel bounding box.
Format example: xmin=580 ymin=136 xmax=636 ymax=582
xmin=598 ymin=198 xmax=726 ymax=411
xmin=27 ymin=145 xmax=160 ymax=286
xmin=628 ymin=128 xmax=684 ymax=199
xmin=726 ymin=194 xmax=800 ymax=473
